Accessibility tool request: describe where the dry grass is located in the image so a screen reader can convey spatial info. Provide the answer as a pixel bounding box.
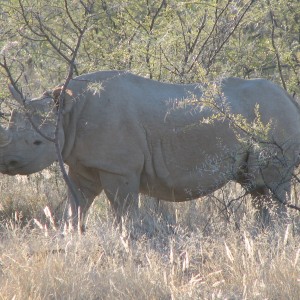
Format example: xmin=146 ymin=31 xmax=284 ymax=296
xmin=1 ymin=172 xmax=300 ymax=299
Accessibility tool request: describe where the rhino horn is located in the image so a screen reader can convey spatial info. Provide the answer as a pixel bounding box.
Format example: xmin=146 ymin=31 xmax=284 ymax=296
xmin=8 ymin=84 xmax=26 ymax=105
xmin=0 ymin=125 xmax=12 ymax=147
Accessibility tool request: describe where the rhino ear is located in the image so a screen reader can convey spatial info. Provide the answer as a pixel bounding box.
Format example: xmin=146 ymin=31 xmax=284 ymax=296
xmin=8 ymin=84 xmax=27 ymax=105
xmin=52 ymin=87 xmax=74 ymax=114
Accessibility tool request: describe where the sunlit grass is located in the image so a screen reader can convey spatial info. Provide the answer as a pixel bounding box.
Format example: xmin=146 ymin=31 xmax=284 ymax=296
xmin=1 ymin=172 xmax=300 ymax=299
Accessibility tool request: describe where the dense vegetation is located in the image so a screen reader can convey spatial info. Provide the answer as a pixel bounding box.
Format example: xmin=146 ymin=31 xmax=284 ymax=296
xmin=0 ymin=0 xmax=299 ymax=95
xmin=0 ymin=0 xmax=300 ymax=299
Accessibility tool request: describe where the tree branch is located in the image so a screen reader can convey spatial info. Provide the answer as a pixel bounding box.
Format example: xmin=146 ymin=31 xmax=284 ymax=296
xmin=269 ymin=9 xmax=287 ymax=91
xmin=53 ymin=6 xmax=90 ymax=208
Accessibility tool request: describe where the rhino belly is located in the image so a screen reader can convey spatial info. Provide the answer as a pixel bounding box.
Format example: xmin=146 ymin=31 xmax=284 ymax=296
xmin=139 ymin=167 xmax=232 ymax=202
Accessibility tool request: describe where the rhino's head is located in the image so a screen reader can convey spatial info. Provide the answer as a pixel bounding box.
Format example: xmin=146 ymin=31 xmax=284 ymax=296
xmin=0 ymin=85 xmax=67 ymax=175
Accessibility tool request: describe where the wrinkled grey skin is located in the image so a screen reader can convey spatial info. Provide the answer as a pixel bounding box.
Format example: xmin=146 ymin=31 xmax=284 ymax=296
xmin=1 ymin=71 xmax=300 ymax=231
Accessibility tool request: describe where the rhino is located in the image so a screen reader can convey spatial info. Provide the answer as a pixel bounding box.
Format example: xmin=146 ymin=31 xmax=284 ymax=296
xmin=0 ymin=70 xmax=299 ymax=231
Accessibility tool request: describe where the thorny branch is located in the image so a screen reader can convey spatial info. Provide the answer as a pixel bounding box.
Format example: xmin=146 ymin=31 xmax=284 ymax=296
xmin=197 ymin=82 xmax=300 ymax=214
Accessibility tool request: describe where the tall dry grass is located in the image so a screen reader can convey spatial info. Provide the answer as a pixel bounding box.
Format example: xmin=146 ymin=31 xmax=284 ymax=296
xmin=0 ymin=171 xmax=300 ymax=299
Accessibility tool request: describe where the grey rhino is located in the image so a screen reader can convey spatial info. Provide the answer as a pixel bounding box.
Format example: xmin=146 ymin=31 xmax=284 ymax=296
xmin=0 ymin=70 xmax=299 ymax=231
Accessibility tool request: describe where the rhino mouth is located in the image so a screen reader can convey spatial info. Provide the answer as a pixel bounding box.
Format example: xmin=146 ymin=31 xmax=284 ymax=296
xmin=3 ymin=164 xmax=35 ymax=176
xmin=0 ymin=156 xmax=35 ymax=175
xmin=0 ymin=164 xmax=25 ymax=176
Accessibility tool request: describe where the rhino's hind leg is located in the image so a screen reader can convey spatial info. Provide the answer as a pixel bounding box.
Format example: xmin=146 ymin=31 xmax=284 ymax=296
xmin=249 ymin=182 xmax=290 ymax=230
xmin=240 ymin=151 xmax=292 ymax=228
xmin=247 ymin=172 xmax=291 ymax=228
xmin=250 ymin=187 xmax=273 ymax=228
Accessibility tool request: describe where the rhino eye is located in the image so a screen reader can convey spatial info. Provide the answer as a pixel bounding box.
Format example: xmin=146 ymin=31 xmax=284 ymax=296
xmin=33 ymin=140 xmax=43 ymax=145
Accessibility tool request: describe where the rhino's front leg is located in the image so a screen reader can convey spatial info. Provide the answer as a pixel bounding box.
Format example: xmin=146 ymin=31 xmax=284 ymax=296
xmin=66 ymin=167 xmax=102 ymax=232
xmin=100 ymin=171 xmax=141 ymax=231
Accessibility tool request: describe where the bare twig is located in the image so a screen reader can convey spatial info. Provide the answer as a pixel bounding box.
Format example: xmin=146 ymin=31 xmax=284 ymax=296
xmin=177 ymin=9 xmax=207 ymax=78
xmin=206 ymin=0 xmax=255 ymax=73
xmin=187 ymin=0 xmax=255 ymax=74
xmin=18 ymin=0 xmax=80 ymax=75
xmin=145 ymin=0 xmax=167 ymax=78
xmin=286 ymin=203 xmax=300 ymax=212
xmin=0 ymin=56 xmax=55 ymax=142
xmin=269 ymin=9 xmax=287 ymax=90
xmin=186 ymin=0 xmax=232 ymax=73
xmin=53 ymin=5 xmax=90 ymax=207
